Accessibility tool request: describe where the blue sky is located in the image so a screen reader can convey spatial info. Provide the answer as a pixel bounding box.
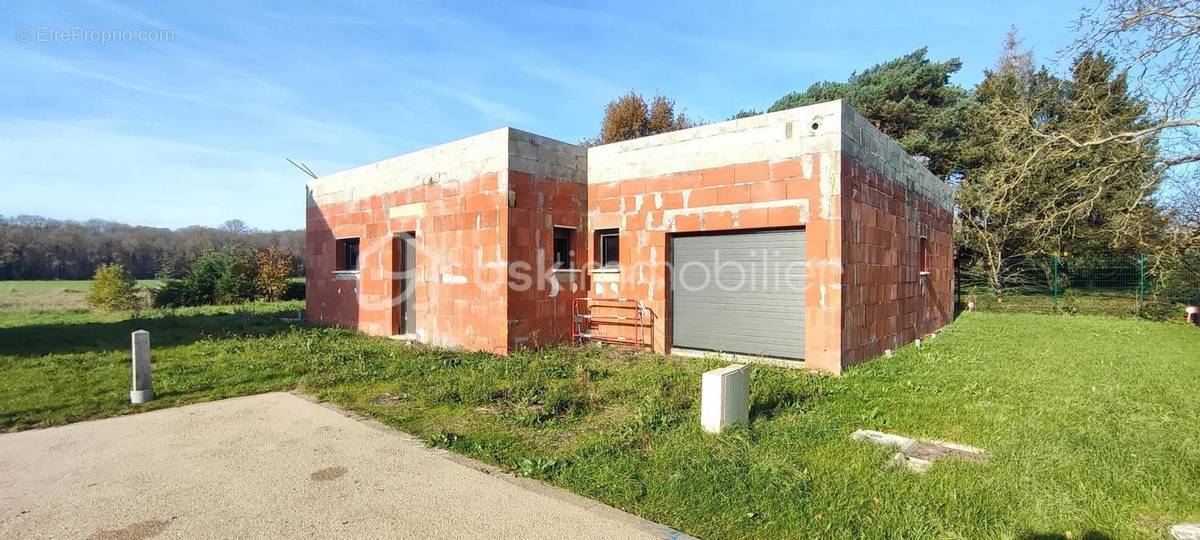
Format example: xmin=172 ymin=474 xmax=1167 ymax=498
xmin=1 ymin=0 xmax=1091 ymax=230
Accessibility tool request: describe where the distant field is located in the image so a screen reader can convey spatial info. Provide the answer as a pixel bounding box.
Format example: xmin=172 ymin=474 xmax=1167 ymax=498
xmin=0 ymin=280 xmax=160 ymax=312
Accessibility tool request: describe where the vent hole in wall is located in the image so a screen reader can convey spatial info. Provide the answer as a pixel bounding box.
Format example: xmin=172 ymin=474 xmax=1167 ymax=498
xmin=811 ymin=121 xmax=820 ymax=131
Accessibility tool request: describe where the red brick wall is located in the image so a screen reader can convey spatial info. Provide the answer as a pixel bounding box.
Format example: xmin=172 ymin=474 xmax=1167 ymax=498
xmin=306 ymin=143 xmax=953 ymax=370
xmin=506 ymin=170 xmax=587 ymax=349
xmin=305 ymin=199 xmax=363 ymax=332
xmin=306 ymin=172 xmax=510 ymax=352
xmin=840 ymin=155 xmax=955 ymax=366
xmin=584 ymin=154 xmax=847 ymax=371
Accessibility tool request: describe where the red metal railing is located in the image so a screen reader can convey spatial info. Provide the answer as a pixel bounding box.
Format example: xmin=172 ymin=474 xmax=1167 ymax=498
xmin=571 ymin=297 xmax=647 ymax=350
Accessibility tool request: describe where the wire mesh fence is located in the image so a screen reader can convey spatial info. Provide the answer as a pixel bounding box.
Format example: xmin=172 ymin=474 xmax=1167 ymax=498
xmin=955 ymin=255 xmax=1200 ymax=320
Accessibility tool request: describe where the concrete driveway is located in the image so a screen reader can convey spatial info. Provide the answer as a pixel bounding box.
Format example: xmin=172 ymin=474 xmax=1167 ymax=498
xmin=0 ymin=392 xmax=686 ymax=539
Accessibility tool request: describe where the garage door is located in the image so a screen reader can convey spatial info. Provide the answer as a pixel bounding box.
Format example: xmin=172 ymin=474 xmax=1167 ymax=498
xmin=671 ymin=229 xmax=806 ymax=359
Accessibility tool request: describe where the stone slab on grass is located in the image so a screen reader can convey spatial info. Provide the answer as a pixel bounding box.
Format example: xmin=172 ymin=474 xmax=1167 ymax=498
xmin=1172 ymin=523 xmax=1200 ymax=540
xmin=851 ymin=429 xmax=987 ymax=472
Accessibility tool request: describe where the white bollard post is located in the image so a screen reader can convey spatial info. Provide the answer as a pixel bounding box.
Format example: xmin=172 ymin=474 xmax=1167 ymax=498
xmin=700 ymin=364 xmax=749 ymax=434
xmin=130 ymin=330 xmax=154 ymax=404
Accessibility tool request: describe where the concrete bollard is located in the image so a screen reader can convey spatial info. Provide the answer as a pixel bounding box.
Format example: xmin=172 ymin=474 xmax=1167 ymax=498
xmin=700 ymin=364 xmax=749 ymax=433
xmin=130 ymin=330 xmax=154 ymax=404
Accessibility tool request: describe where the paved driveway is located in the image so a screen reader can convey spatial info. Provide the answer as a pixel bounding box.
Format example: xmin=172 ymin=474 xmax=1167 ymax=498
xmin=0 ymin=392 xmax=684 ymax=539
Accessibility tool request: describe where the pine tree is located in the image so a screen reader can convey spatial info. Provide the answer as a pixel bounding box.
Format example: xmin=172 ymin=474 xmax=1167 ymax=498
xmin=1056 ymin=51 xmax=1164 ymax=255
xmin=956 ymin=30 xmax=1165 ymax=295
xmin=767 ymin=48 xmax=970 ymax=179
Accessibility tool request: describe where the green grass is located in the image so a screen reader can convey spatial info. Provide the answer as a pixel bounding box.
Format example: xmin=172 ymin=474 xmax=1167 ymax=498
xmin=0 ymin=279 xmax=163 ymax=293
xmin=960 ymin=285 xmax=1195 ymax=320
xmin=961 ymin=286 xmax=1142 ymax=315
xmin=1 ymin=304 xmax=1197 ymax=538
xmin=0 ymin=279 xmax=161 ymax=312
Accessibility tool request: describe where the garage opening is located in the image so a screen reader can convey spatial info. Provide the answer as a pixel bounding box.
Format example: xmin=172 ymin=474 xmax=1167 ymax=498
xmin=670 ymin=228 xmax=806 ymax=360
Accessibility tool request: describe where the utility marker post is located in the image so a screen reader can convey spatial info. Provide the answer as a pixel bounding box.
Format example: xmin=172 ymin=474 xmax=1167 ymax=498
xmin=700 ymin=364 xmax=749 ymax=433
xmin=130 ymin=330 xmax=154 ymax=404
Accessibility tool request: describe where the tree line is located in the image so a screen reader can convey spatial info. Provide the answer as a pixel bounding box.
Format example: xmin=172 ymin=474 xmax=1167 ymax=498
xmin=0 ymin=216 xmax=304 ymax=281
xmin=6 ymin=1 xmax=1196 ymax=300
xmin=595 ymin=1 xmax=1198 ymax=299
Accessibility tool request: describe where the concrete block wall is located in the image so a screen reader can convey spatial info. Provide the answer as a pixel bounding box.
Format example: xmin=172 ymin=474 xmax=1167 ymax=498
xmin=839 ymin=106 xmax=954 ymax=366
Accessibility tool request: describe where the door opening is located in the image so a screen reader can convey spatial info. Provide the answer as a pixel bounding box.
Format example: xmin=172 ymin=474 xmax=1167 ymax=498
xmin=392 ymin=233 xmax=416 ymax=335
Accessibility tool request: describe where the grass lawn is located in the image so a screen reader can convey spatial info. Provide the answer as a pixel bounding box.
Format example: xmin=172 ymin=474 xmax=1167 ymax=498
xmin=0 ymin=279 xmax=161 ymax=311
xmin=1 ymin=304 xmax=1197 ymax=538
xmin=962 ymin=286 xmax=1151 ymax=317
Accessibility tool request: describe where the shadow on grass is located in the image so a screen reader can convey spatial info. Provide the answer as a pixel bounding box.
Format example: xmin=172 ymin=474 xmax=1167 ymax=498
xmin=1020 ymin=531 xmax=1113 ymax=540
xmin=0 ymin=306 xmax=304 ymax=357
xmin=750 ymin=384 xmax=815 ymax=421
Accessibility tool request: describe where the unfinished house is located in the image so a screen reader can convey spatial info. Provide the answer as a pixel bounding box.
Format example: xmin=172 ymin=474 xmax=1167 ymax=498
xmin=585 ymin=101 xmax=954 ymax=373
xmin=305 ymin=128 xmax=587 ymax=353
xmin=306 ymin=100 xmax=955 ymax=373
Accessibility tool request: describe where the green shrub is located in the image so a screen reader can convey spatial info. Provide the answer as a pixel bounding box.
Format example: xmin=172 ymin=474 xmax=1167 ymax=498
xmin=185 ymin=250 xmax=234 ymax=305
xmin=86 ymin=263 xmax=140 ymax=311
xmin=151 ymin=278 xmax=196 ymax=308
xmin=149 ymin=247 xmax=300 ymax=308
xmin=152 ymin=248 xmax=261 ymax=308
xmin=215 ymin=249 xmax=257 ymax=304
xmin=1140 ymin=297 xmax=1185 ymax=321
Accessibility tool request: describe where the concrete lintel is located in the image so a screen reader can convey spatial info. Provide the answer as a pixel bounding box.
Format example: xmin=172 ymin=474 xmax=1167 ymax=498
xmin=388 ymin=203 xmax=426 ymax=219
xmin=661 ymin=199 xmax=811 ymax=230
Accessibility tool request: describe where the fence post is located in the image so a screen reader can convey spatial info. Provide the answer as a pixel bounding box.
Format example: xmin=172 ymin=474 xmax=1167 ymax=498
xmin=1138 ymin=254 xmax=1146 ymax=316
xmin=953 ymin=259 xmax=960 ymax=309
xmin=1052 ymin=256 xmax=1059 ymax=313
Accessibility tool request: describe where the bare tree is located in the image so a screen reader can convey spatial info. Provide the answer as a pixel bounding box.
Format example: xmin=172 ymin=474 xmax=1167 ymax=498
xmin=0 ymin=215 xmax=304 ymax=280
xmin=1065 ymin=1 xmax=1200 ymax=298
xmin=1070 ymin=0 xmax=1200 ymax=168
xmin=957 ymin=32 xmax=1167 ymax=296
xmin=1160 ymin=173 xmax=1200 ymax=251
